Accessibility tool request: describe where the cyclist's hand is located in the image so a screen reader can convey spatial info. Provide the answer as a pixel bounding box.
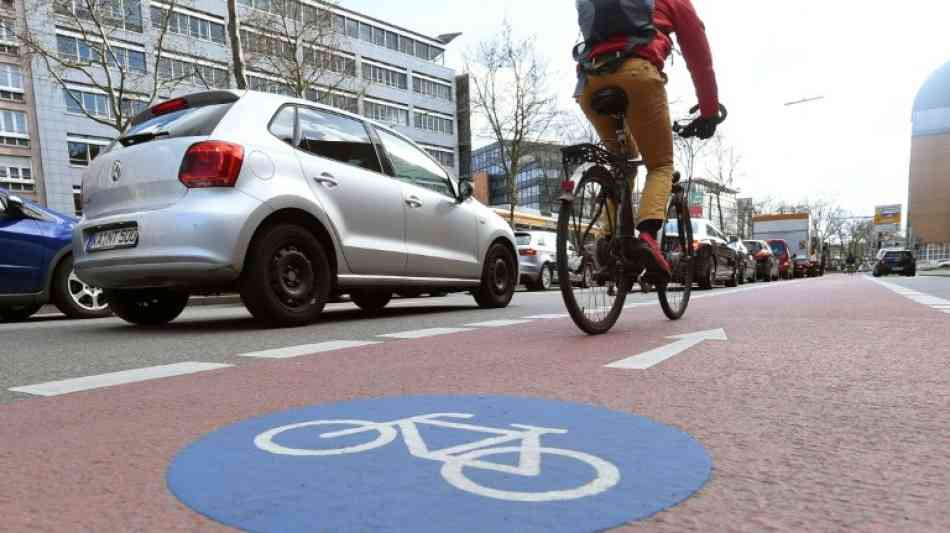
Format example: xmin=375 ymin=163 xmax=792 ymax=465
xmin=682 ymin=116 xmax=718 ymax=139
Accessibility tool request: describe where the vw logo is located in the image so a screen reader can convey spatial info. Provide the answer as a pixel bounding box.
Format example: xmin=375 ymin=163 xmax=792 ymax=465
xmin=111 ymin=161 xmax=122 ymax=182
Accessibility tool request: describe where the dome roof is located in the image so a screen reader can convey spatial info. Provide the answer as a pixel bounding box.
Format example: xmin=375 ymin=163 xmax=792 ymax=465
xmin=914 ymin=60 xmax=950 ymax=112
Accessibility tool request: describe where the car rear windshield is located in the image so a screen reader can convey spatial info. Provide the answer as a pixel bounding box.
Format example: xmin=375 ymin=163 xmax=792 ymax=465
xmin=664 ymin=220 xmax=702 ymax=236
xmin=884 ymin=251 xmax=911 ymax=260
xmin=120 ymin=103 xmax=234 ymax=145
xmin=770 ymin=241 xmax=787 ymax=254
xmin=515 ymin=233 xmax=532 ymax=246
xmin=745 ymin=241 xmax=764 ymax=253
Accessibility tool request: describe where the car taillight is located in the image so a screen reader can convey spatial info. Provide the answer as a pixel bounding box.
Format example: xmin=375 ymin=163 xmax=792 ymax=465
xmin=150 ymin=97 xmax=188 ymax=117
xmin=179 ymin=141 xmax=244 ymax=188
xmin=560 ymin=180 xmax=575 ymax=193
xmin=754 ymin=250 xmax=769 ymax=259
xmin=520 ymin=248 xmax=538 ymax=256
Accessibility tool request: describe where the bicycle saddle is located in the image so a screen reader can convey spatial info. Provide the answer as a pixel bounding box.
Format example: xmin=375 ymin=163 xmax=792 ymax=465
xmin=590 ymin=87 xmax=628 ymax=117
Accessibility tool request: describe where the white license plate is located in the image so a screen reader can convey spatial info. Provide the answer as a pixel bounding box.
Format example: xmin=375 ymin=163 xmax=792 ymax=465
xmin=87 ymin=226 xmax=139 ymax=252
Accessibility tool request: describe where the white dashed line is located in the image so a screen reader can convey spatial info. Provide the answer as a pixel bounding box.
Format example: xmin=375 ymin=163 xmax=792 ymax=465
xmin=464 ymin=319 xmax=534 ymax=328
xmin=9 ymin=362 xmax=232 ymax=397
xmin=522 ymin=314 xmax=570 ymax=319
xmin=239 ymin=340 xmax=382 ymax=359
xmin=379 ymin=327 xmax=475 ymax=339
xmin=870 ymin=278 xmax=950 ymax=314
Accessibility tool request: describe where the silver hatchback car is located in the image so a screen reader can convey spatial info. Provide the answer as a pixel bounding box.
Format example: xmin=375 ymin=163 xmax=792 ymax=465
xmin=73 ymin=91 xmax=518 ymax=327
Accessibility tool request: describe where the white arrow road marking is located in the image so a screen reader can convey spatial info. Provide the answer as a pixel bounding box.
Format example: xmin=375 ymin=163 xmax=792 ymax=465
xmin=605 ymin=329 xmax=728 ymax=370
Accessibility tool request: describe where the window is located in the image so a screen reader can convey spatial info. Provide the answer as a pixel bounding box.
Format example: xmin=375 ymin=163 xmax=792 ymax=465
xmin=68 ymin=140 xmax=104 ymax=166
xmin=297 ymin=107 xmax=381 ymax=173
xmin=0 ymin=0 xmax=14 ymax=11
xmin=359 ymin=21 xmax=372 ymax=42
xmin=362 ymin=62 xmax=407 ymax=90
xmin=73 ymin=185 xmax=83 ymax=216
xmin=0 ymin=63 xmax=22 ymax=91
xmin=413 ymin=77 xmax=453 ymax=101
xmin=414 ymin=42 xmax=429 ymax=60
xmin=152 ymin=6 xmax=226 ymax=45
xmin=363 ymin=100 xmax=409 ymax=127
xmin=57 ymin=34 xmax=145 ymax=72
xmin=0 ymin=159 xmax=34 ymax=195
xmin=399 ymin=35 xmax=413 ymax=55
xmin=247 ymin=74 xmax=293 ymax=96
xmin=377 ymin=128 xmax=453 ymax=197
xmin=268 ymin=106 xmax=296 ymax=145
xmin=0 ymin=17 xmax=16 ymax=54
xmin=424 ymin=148 xmax=455 ymax=169
xmin=413 ymin=110 xmax=454 ymax=135
xmin=158 ymin=56 xmax=229 ymax=89
xmin=373 ymin=26 xmax=386 ymax=47
xmin=345 ymin=17 xmax=359 ymax=39
xmin=385 ymin=31 xmax=398 ymax=51
xmin=57 ymin=0 xmax=143 ymax=32
xmin=0 ymin=109 xmax=26 ymax=135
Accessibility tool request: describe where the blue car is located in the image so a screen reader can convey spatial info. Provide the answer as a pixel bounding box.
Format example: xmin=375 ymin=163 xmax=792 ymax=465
xmin=0 ymin=189 xmax=109 ymax=321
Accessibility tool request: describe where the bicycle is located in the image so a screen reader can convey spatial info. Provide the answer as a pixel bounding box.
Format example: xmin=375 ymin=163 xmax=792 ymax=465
xmin=253 ymin=412 xmax=620 ymax=502
xmin=557 ymin=89 xmax=727 ymax=335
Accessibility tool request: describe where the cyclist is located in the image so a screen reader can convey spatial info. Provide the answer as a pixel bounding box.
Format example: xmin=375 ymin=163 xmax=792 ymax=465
xmin=574 ymin=0 xmax=721 ymax=281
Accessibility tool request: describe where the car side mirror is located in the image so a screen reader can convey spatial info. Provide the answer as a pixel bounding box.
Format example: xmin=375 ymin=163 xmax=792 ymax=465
xmin=4 ymin=194 xmax=24 ymax=217
xmin=458 ymin=179 xmax=474 ymax=202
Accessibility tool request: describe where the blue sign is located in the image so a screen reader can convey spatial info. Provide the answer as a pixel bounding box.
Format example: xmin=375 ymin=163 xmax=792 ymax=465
xmin=167 ymin=396 xmax=711 ymax=532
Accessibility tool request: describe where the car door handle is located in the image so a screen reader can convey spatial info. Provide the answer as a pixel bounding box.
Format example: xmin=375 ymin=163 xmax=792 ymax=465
xmin=313 ymin=173 xmax=339 ymax=188
xmin=405 ymin=195 xmax=423 ymax=208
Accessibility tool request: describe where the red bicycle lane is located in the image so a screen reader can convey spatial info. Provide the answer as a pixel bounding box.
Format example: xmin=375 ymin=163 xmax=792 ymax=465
xmin=1 ymin=275 xmax=948 ymax=532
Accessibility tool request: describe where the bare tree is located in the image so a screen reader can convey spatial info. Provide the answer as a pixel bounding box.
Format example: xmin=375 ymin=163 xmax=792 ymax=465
xmin=227 ymin=0 xmax=247 ymax=89
xmin=237 ymin=0 xmax=354 ymax=100
xmin=704 ymin=134 xmax=741 ymax=231
xmin=804 ymin=197 xmax=848 ymax=258
xmin=467 ymin=21 xmax=561 ymax=224
xmin=18 ymin=0 xmax=187 ymax=132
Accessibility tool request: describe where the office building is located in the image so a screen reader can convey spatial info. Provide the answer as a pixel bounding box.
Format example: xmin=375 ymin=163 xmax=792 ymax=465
xmin=17 ymin=0 xmax=459 ymax=215
xmin=470 ymin=141 xmax=564 ymax=216
xmin=909 ymin=59 xmax=950 ymax=250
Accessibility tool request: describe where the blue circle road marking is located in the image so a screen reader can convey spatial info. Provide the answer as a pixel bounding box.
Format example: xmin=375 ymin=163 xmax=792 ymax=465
xmin=167 ymin=395 xmax=711 ymax=532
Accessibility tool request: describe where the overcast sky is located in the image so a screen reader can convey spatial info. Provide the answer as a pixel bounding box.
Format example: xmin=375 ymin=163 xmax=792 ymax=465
xmin=344 ymin=0 xmax=950 ymax=216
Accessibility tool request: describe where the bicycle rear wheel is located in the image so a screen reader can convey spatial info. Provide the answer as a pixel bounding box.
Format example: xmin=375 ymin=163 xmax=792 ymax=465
xmin=657 ymin=191 xmax=694 ymax=320
xmin=557 ymin=166 xmax=630 ymax=335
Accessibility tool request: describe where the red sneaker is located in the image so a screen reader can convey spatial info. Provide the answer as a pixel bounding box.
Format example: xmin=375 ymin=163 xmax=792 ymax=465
xmin=639 ymin=233 xmax=671 ymax=278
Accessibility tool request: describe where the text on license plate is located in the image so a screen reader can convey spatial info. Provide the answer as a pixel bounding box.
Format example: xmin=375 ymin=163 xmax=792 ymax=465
xmin=87 ymin=227 xmax=139 ymax=252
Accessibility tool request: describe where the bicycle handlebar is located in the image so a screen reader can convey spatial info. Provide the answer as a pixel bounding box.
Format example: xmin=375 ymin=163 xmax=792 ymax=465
xmin=672 ymin=103 xmax=728 ymax=138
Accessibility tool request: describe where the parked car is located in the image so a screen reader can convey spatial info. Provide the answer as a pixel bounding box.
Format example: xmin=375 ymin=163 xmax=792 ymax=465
xmin=73 ymin=91 xmax=518 ymax=327
xmin=767 ymin=239 xmax=794 ymax=279
xmin=743 ymin=240 xmax=779 ymax=282
xmin=516 ymin=231 xmax=557 ymax=291
xmin=1 ymin=188 xmax=110 ymax=322
xmin=873 ymin=249 xmax=916 ymax=277
xmin=727 ymin=238 xmax=756 ymax=285
xmin=675 ymin=218 xmax=739 ymax=290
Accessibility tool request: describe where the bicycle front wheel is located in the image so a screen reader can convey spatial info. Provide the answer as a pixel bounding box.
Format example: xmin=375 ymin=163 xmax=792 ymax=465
xmin=657 ymin=191 xmax=694 ymax=320
xmin=557 ymin=166 xmax=630 ymax=335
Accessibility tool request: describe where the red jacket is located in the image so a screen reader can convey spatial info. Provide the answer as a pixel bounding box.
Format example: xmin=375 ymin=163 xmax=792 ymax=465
xmin=591 ymin=0 xmax=719 ymax=118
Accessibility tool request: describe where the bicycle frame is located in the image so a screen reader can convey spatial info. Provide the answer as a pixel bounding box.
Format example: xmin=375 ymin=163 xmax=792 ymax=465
xmin=322 ymin=413 xmax=568 ymax=476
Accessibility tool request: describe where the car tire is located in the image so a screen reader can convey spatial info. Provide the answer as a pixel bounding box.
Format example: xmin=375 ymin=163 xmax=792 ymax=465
xmin=727 ymin=264 xmax=739 ymax=287
xmin=350 ymin=289 xmax=392 ymax=313
xmin=473 ymin=243 xmax=516 ymax=309
xmin=240 ymin=223 xmax=331 ymax=327
xmin=51 ymin=256 xmax=111 ymax=319
xmin=538 ymin=264 xmax=553 ymax=291
xmin=106 ymin=289 xmax=189 ymax=326
xmin=0 ymin=303 xmax=43 ymax=322
xmin=699 ymin=255 xmax=715 ymax=290
xmin=396 ymin=289 xmax=422 ymax=299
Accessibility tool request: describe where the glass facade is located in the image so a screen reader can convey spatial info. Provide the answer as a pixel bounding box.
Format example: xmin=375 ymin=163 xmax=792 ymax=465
xmin=471 ymin=142 xmax=564 ymax=213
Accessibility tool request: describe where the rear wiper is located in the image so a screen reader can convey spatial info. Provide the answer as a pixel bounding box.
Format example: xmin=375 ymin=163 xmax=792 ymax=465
xmin=118 ymin=131 xmax=169 ymax=147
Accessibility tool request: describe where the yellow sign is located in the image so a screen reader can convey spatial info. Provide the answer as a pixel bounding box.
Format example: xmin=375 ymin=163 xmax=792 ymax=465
xmin=874 ymin=205 xmax=902 ymax=227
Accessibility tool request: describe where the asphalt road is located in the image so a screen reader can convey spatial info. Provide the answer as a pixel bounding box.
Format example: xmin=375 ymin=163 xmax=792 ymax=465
xmin=1 ymin=275 xmax=948 ymax=532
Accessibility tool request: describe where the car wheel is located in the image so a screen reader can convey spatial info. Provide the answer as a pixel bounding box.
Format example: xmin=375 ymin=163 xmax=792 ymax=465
xmin=699 ymin=255 xmax=715 ymax=290
xmin=52 ymin=256 xmax=110 ymax=319
xmin=240 ymin=223 xmax=331 ymax=327
xmin=473 ymin=243 xmax=516 ymax=309
xmin=538 ymin=264 xmax=553 ymax=291
xmin=0 ymin=303 xmax=43 ymax=322
xmin=350 ymin=289 xmax=392 ymax=313
xmin=106 ymin=289 xmax=189 ymax=326
xmin=726 ymin=263 xmax=739 ymax=287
